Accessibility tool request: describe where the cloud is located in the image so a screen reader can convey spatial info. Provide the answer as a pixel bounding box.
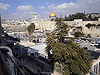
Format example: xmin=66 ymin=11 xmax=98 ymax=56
xmin=4 ymin=11 xmax=35 ymax=20
xmin=45 ymin=12 xmax=50 ymax=14
xmin=38 ymin=6 xmax=45 ymax=9
xmin=48 ymin=2 xmax=76 ymax=9
xmin=48 ymin=0 xmax=100 ymax=10
xmin=3 ymin=0 xmax=100 ymax=20
xmin=48 ymin=0 xmax=100 ymax=17
xmin=24 ymin=11 xmax=34 ymax=15
xmin=17 ymin=5 xmax=35 ymax=11
xmin=0 ymin=3 xmax=10 ymax=10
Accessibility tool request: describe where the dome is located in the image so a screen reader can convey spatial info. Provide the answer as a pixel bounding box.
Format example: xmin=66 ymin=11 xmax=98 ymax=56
xmin=49 ymin=12 xmax=56 ymax=17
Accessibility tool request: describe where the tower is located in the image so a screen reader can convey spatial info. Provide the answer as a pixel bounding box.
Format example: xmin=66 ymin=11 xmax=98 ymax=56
xmin=34 ymin=12 xmax=37 ymax=19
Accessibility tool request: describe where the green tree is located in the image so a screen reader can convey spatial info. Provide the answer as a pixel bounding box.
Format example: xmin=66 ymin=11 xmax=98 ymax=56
xmin=46 ymin=19 xmax=69 ymax=57
xmin=85 ymin=23 xmax=96 ymax=29
xmin=55 ymin=19 xmax=69 ymax=43
xmin=87 ymin=33 xmax=91 ymax=38
xmin=64 ymin=14 xmax=67 ymax=20
xmin=52 ymin=41 xmax=92 ymax=75
xmin=55 ymin=17 xmax=59 ymax=21
xmin=51 ymin=18 xmax=54 ymax=21
xmin=88 ymin=14 xmax=92 ymax=21
xmin=27 ymin=23 xmax=35 ymax=41
xmin=65 ymin=13 xmax=89 ymax=21
xmin=46 ymin=19 xmax=92 ymax=75
xmin=74 ymin=32 xmax=82 ymax=37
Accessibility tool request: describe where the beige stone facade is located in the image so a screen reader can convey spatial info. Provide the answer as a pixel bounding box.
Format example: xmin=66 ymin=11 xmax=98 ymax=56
xmin=26 ymin=18 xmax=56 ymax=31
xmin=64 ymin=19 xmax=100 ymax=37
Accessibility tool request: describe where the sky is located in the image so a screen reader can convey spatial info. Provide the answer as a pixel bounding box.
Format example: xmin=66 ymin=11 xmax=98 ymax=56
xmin=0 ymin=0 xmax=100 ymax=20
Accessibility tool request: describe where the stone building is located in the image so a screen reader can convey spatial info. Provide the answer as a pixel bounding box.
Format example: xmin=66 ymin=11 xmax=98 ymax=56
xmin=2 ymin=20 xmax=26 ymax=33
xmin=88 ymin=50 xmax=100 ymax=75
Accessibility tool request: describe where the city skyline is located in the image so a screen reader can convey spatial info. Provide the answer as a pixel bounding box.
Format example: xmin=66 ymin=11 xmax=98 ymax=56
xmin=0 ymin=0 xmax=100 ymax=20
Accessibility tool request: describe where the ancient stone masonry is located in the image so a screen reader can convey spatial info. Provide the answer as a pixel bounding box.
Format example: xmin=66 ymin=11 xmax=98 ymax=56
xmin=64 ymin=18 xmax=100 ymax=37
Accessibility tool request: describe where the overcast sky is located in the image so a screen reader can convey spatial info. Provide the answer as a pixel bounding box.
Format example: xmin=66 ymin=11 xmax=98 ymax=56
xmin=0 ymin=0 xmax=100 ymax=20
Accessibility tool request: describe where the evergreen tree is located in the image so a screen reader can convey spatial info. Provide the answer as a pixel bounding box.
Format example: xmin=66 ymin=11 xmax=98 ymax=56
xmin=27 ymin=23 xmax=35 ymax=41
xmin=88 ymin=14 xmax=92 ymax=21
xmin=55 ymin=17 xmax=59 ymax=21
xmin=65 ymin=14 xmax=67 ymax=20
xmin=46 ymin=19 xmax=92 ymax=75
xmin=87 ymin=33 xmax=91 ymax=38
xmin=74 ymin=32 xmax=82 ymax=37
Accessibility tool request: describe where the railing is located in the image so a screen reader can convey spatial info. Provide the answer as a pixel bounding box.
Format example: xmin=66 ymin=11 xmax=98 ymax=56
xmin=0 ymin=47 xmax=30 ymax=75
xmin=0 ymin=50 xmax=12 ymax=75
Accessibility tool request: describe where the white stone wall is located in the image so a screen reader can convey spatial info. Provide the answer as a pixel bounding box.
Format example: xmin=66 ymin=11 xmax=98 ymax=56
xmin=31 ymin=19 xmax=56 ymax=31
xmin=91 ymin=56 xmax=100 ymax=74
xmin=64 ymin=19 xmax=100 ymax=37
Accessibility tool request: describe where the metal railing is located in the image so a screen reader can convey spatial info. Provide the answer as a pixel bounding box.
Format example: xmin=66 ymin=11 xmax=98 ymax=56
xmin=0 ymin=50 xmax=12 ymax=75
xmin=0 ymin=47 xmax=30 ymax=75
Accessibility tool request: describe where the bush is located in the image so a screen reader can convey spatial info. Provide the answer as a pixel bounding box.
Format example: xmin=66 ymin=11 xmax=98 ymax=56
xmin=74 ymin=32 xmax=82 ymax=37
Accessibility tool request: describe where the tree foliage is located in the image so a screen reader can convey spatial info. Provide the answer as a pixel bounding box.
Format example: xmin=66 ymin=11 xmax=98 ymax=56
xmin=74 ymin=32 xmax=83 ymax=37
xmin=76 ymin=26 xmax=83 ymax=30
xmin=27 ymin=23 xmax=35 ymax=36
xmin=87 ymin=33 xmax=91 ymax=38
xmin=52 ymin=41 xmax=92 ymax=75
xmin=46 ymin=19 xmax=92 ymax=75
xmin=51 ymin=18 xmax=54 ymax=21
xmin=85 ymin=23 xmax=100 ymax=29
xmin=63 ymin=12 xmax=99 ymax=21
xmin=55 ymin=19 xmax=69 ymax=43
xmin=64 ymin=13 xmax=89 ymax=21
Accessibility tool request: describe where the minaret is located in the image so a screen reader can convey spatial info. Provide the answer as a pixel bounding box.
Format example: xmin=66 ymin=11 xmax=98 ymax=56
xmin=34 ymin=12 xmax=37 ymax=19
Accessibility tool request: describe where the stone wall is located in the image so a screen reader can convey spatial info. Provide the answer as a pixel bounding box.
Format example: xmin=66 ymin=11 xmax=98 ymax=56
xmin=26 ymin=19 xmax=56 ymax=31
xmin=64 ymin=19 xmax=100 ymax=37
